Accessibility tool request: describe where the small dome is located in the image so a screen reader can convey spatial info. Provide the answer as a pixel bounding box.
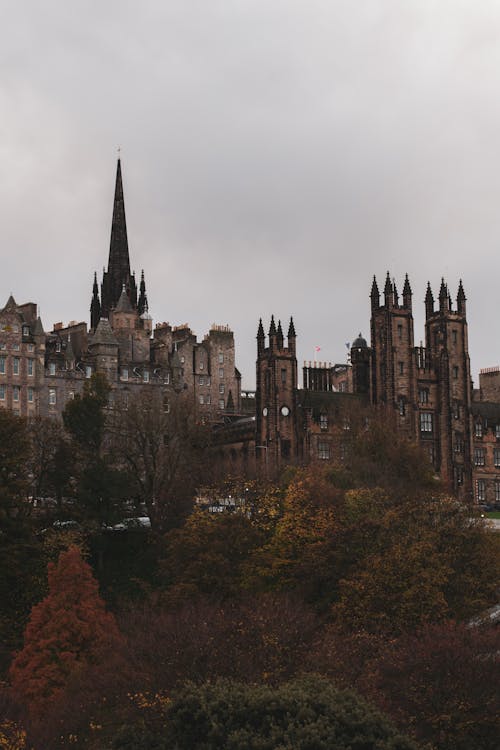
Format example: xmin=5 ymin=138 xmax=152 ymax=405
xmin=352 ymin=332 xmax=367 ymax=349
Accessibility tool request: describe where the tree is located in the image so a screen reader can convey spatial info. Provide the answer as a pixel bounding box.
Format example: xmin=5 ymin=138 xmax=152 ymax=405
xmin=374 ymin=621 xmax=500 ymax=750
xmin=110 ymin=389 xmax=212 ymax=531
xmin=112 ymin=676 xmax=418 ymax=750
xmin=9 ymin=546 xmax=123 ymax=716
xmin=0 ymin=409 xmax=29 ymax=520
xmin=62 ymin=372 xmax=110 ymax=453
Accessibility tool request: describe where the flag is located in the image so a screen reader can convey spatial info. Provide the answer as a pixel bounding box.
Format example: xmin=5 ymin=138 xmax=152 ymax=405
xmin=315 ymin=346 xmax=321 ymax=352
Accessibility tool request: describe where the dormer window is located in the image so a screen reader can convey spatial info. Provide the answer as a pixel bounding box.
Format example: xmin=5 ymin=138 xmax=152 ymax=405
xmin=49 ymin=362 xmax=56 ymax=375
xmin=22 ymin=326 xmax=29 ymax=337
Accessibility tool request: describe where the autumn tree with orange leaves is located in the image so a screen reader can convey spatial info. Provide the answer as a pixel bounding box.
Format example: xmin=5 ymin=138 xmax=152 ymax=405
xmin=9 ymin=546 xmax=123 ymax=716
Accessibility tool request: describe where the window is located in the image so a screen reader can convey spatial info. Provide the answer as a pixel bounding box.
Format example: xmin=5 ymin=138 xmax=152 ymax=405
xmin=143 ymin=371 xmax=149 ymax=383
xmin=219 ymin=368 xmax=224 ymax=379
xmin=419 ymin=388 xmax=429 ymax=404
xmin=476 ymin=479 xmax=486 ymax=503
xmin=398 ymin=361 xmax=404 ymax=375
xmin=338 ymin=381 xmax=347 ymax=393
xmin=475 ymin=422 xmax=483 ymax=438
xmin=494 ymin=448 xmax=500 ymax=468
xmin=69 ymin=391 xmax=74 ymax=400
xmin=420 ymin=412 xmax=433 ymax=433
xmin=27 ymin=358 xmax=34 ymax=376
xmin=121 ymin=368 xmax=128 ymax=381
xmin=318 ymin=442 xmax=330 ymax=460
xmin=453 ymin=400 xmax=460 ymax=420
xmin=343 ymin=417 xmax=350 ymax=431
xmin=85 ymin=366 xmax=92 ymax=378
xmin=452 ymin=330 xmax=457 ymax=344
xmin=49 ymin=362 xmax=56 ymax=375
xmin=219 ymin=383 xmax=225 ymax=394
xmin=13 ymin=357 xmax=19 ymax=375
xmin=397 ymin=324 xmax=403 ymax=340
xmin=0 ymin=356 xmax=5 ymax=374
xmin=455 ymin=466 xmax=464 ymax=486
xmin=28 ymin=343 xmax=34 ymax=352
xmin=219 ymin=399 xmax=225 ymax=409
xmin=218 ymin=352 xmax=224 ymax=364
xmin=164 ymin=373 xmax=170 ymax=385
xmin=199 ymin=395 xmax=204 ymax=405
xmin=49 ymin=388 xmax=56 ymax=405
xmin=281 ymin=368 xmax=287 ymax=384
xmin=180 ymin=355 xmax=185 ymax=364
xmin=0 ymin=343 xmax=5 ymax=350
xmin=13 ymin=386 xmax=19 ymax=402
xmin=320 ymin=413 xmax=328 ymax=431
xmin=206 ymin=376 xmax=211 ymax=386
xmin=0 ymin=385 xmax=4 ymax=399
xmin=495 ymin=481 xmax=500 ymax=502
xmin=12 ymin=343 xmax=20 ymax=351
xmin=56 ymin=342 xmax=61 ymax=352
xmin=454 ymin=434 xmax=464 ymax=453
xmin=163 ymin=397 xmax=170 ymax=413
xmin=22 ymin=326 xmax=29 ymax=337
xmin=206 ymin=394 xmax=211 ymax=404
xmin=474 ymin=447 xmax=485 ymax=466
xmin=28 ymin=387 xmax=34 ymax=403
xmin=453 ymin=365 xmax=459 ymax=379
xmin=199 ymin=376 xmax=204 ymax=385
xmin=496 ymin=424 xmax=500 ymax=439
xmin=398 ymin=397 xmax=405 ymax=416
xmin=428 ymin=443 xmax=435 ymax=464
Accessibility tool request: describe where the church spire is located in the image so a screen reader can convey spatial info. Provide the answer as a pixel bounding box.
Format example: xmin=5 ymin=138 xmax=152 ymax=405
xmin=99 ymin=158 xmax=138 ymax=320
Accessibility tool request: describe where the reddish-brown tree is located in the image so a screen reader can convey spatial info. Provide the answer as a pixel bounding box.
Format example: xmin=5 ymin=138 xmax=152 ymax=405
xmin=9 ymin=545 xmax=124 ymax=717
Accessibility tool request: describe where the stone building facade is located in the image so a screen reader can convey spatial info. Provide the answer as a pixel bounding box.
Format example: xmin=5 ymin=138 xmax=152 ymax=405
xmin=0 ymin=160 xmax=240 ymax=421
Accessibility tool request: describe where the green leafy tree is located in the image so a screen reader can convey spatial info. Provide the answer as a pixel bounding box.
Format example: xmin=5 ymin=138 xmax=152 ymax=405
xmin=112 ymin=676 xmax=418 ymax=750
xmin=0 ymin=409 xmax=30 ymax=519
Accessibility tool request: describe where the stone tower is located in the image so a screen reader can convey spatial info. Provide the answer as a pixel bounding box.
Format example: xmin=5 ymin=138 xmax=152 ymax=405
xmin=255 ymin=316 xmax=298 ymax=472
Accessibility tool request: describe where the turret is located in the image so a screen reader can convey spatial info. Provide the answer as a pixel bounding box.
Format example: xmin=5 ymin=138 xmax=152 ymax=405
xmin=287 ymin=317 xmax=296 ymax=355
xmin=269 ymin=315 xmax=277 ymax=351
xmin=276 ymin=319 xmax=284 ymax=350
xmin=90 ymin=272 xmax=101 ymax=330
xmin=370 ymin=276 xmax=380 ymax=311
xmin=257 ymin=318 xmax=265 ymax=355
xmin=402 ymin=274 xmax=412 ymax=310
xmin=425 ymin=282 xmax=434 ymax=318
xmin=138 ymin=269 xmax=148 ymax=315
xmin=457 ymin=279 xmax=466 ymax=316
xmin=439 ymin=278 xmax=449 ymax=313
xmin=384 ymin=272 xmax=393 ymax=307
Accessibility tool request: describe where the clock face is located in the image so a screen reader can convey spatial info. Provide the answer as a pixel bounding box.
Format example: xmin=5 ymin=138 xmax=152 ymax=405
xmin=281 ymin=405 xmax=290 ymax=416
xmin=262 ymin=407 xmax=268 ymax=416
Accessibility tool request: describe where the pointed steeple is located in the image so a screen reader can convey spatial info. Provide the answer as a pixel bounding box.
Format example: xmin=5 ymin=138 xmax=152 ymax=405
xmin=384 ymin=272 xmax=393 ymax=307
xmin=138 ymin=269 xmax=148 ymax=315
xmin=276 ymin=319 xmax=284 ymax=348
xmin=392 ymin=278 xmax=399 ymax=307
xmin=269 ymin=315 xmax=276 ymax=337
xmin=370 ymin=276 xmax=380 ymax=310
xmin=402 ymin=274 xmax=412 ymax=310
xmin=90 ymin=271 xmax=101 ymax=330
xmin=257 ymin=318 xmax=265 ymax=355
xmin=457 ymin=279 xmax=466 ymax=316
xmin=99 ymin=159 xmax=138 ymax=319
xmin=287 ymin=316 xmax=296 ymax=355
xmin=425 ymin=282 xmax=434 ymax=319
xmin=439 ymin=277 xmax=449 ymax=313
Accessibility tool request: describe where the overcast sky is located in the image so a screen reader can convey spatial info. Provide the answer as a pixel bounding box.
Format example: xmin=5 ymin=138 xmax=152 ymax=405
xmin=2 ymin=1 xmax=500 ymax=387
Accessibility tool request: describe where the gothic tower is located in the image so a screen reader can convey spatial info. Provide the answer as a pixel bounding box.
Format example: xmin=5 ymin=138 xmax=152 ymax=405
xmin=90 ymin=159 xmax=148 ymax=329
xmin=255 ymin=316 xmax=298 ymax=472
xmin=370 ymin=273 xmax=417 ymax=437
xmin=424 ymin=278 xmax=472 ymax=494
